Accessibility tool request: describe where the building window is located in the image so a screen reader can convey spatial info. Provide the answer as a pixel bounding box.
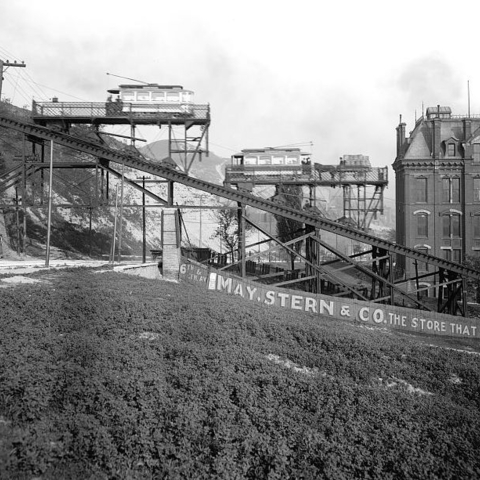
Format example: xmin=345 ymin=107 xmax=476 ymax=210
xmin=415 ymin=177 xmax=427 ymax=203
xmin=443 ymin=248 xmax=462 ymax=263
xmin=417 ymin=213 xmax=428 ymax=237
xmin=447 ymin=143 xmax=456 ymax=156
xmin=442 ymin=213 xmax=461 ymax=238
xmin=474 ymin=178 xmax=480 ymax=202
xmin=415 ymin=247 xmax=429 ymax=271
xmin=473 ymin=215 xmax=480 ymax=250
xmin=453 ymin=249 xmax=462 ymax=263
xmin=442 ymin=177 xmax=460 ymax=203
xmin=474 ymin=144 xmax=480 ymax=163
xmin=474 ymin=215 xmax=480 ymax=238
xmin=442 ymin=249 xmax=452 ymax=262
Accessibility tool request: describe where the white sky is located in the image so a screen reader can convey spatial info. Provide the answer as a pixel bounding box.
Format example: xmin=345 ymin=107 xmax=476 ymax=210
xmin=2 ymin=0 xmax=480 ymax=193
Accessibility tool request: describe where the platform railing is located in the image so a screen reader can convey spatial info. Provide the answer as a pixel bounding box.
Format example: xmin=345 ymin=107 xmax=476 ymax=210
xmin=225 ymin=165 xmax=388 ymax=184
xmin=32 ymin=101 xmax=210 ymax=121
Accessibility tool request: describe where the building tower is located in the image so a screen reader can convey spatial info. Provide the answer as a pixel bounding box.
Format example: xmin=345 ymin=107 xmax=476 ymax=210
xmin=393 ymin=105 xmax=480 ymax=294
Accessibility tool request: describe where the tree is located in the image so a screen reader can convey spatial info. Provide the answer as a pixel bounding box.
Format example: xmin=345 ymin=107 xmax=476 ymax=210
xmin=211 ymin=208 xmax=253 ymax=263
xmin=273 ymin=185 xmax=304 ymax=270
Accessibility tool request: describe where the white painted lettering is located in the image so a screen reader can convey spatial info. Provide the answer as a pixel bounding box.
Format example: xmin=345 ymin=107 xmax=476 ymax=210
xmin=304 ymin=297 xmax=317 ymax=313
xmin=278 ymin=292 xmax=290 ymax=307
xmin=217 ymin=275 xmax=233 ymax=293
xmin=264 ymin=291 xmax=275 ymax=305
xmin=372 ymin=309 xmax=384 ymax=324
xmin=359 ymin=307 xmax=369 ymax=322
xmin=246 ymin=286 xmax=257 ymax=300
xmin=233 ymin=283 xmax=244 ymax=297
xmin=291 ymin=295 xmax=303 ymax=310
xmin=319 ymin=299 xmax=334 ymax=316
xmin=207 ymin=273 xmax=217 ymax=290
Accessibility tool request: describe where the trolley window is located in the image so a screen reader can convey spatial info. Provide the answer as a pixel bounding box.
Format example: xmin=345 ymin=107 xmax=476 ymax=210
xmin=166 ymin=92 xmax=180 ymax=102
xmin=152 ymin=92 xmax=166 ymax=101
xmin=272 ymin=156 xmax=285 ymax=165
xmin=286 ymin=156 xmax=298 ymax=165
xmin=137 ymin=91 xmax=150 ymax=101
xmin=258 ymin=156 xmax=271 ymax=165
xmin=122 ymin=91 xmax=135 ymax=101
xmin=244 ymin=156 xmax=257 ymax=165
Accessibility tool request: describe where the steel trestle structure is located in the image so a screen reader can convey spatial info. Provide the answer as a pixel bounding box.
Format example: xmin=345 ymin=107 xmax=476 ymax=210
xmin=1 ymin=114 xmax=480 ymax=315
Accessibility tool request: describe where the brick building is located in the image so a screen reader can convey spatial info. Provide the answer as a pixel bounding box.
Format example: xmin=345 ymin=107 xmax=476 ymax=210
xmin=393 ymin=106 xmax=480 ymax=292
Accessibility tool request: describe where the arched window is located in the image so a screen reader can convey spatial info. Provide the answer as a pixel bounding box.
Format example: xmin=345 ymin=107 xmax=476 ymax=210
xmin=414 ymin=210 xmax=430 ymax=237
xmin=417 ymin=213 xmax=428 ymax=237
xmin=414 ymin=245 xmax=431 ymax=272
xmin=418 ymin=282 xmax=431 ymax=298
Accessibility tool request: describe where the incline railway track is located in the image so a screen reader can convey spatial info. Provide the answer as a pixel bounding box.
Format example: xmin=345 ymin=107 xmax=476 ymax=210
xmin=1 ymin=114 xmax=479 ymax=315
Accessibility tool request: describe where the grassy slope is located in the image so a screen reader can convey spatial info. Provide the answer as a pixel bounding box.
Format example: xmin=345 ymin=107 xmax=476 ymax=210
xmin=1 ymin=268 xmax=480 ymax=479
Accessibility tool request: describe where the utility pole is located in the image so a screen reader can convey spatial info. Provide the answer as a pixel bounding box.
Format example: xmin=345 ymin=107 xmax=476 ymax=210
xmin=0 ymin=59 xmax=26 ymax=101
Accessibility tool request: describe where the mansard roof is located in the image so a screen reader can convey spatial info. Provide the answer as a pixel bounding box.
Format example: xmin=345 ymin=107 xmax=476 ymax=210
xmin=403 ymin=123 xmax=432 ymax=158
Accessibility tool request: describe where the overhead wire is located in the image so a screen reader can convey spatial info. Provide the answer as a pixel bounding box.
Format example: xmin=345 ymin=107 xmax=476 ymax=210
xmin=0 ymin=47 xmax=47 ymax=102
xmin=3 ymin=75 xmax=32 ymax=105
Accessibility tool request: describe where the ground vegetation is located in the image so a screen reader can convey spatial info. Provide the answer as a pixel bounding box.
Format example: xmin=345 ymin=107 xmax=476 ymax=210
xmin=1 ymin=268 xmax=480 ymax=478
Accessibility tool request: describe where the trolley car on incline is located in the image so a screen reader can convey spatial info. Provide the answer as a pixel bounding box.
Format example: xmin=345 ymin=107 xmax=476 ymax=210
xmin=225 ymin=147 xmax=314 ymax=184
xmin=224 ymin=148 xmax=387 ymax=187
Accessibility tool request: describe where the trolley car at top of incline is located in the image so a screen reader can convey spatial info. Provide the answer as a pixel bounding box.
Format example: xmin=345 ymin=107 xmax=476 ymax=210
xmin=107 ymin=84 xmax=195 ymax=115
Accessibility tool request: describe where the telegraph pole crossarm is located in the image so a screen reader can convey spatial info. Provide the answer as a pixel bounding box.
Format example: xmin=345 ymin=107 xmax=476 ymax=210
xmin=0 ymin=60 xmax=26 ymax=101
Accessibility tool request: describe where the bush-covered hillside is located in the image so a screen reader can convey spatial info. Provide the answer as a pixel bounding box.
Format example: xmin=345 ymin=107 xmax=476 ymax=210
xmin=1 ymin=267 xmax=480 ymax=479
xmin=0 ymin=104 xmax=149 ymax=258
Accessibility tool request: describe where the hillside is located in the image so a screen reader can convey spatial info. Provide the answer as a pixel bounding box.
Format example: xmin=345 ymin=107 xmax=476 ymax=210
xmin=140 ymin=139 xmax=229 ymax=184
xmin=1 ymin=267 xmax=480 ymax=479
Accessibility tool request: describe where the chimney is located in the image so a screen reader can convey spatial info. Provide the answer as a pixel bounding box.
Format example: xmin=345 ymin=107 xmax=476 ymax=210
xmin=432 ymin=107 xmax=441 ymax=159
xmin=396 ymin=114 xmax=406 ymax=158
xmin=464 ymin=117 xmax=472 ymax=141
